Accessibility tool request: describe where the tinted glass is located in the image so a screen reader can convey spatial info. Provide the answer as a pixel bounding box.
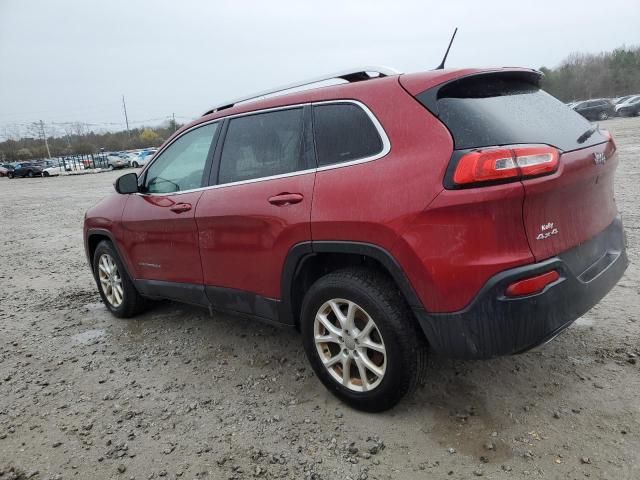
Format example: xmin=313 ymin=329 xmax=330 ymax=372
xmin=218 ymin=108 xmax=304 ymax=184
xmin=144 ymin=123 xmax=218 ymax=194
xmin=313 ymin=103 xmax=383 ymax=167
xmin=418 ymin=75 xmax=607 ymax=151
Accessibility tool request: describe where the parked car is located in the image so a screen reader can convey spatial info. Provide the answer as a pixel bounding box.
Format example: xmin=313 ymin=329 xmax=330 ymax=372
xmin=130 ymin=149 xmax=157 ymax=168
xmin=40 ymin=159 xmax=70 ymax=177
xmin=7 ymin=162 xmax=44 ymax=178
xmin=572 ymin=98 xmax=615 ymax=120
xmin=614 ymin=95 xmax=640 ymax=117
xmin=84 ymin=66 xmax=627 ymax=411
xmin=614 ymin=95 xmax=634 ymax=105
xmin=0 ymin=164 xmax=13 ymax=177
xmin=105 ymin=153 xmax=128 ymax=170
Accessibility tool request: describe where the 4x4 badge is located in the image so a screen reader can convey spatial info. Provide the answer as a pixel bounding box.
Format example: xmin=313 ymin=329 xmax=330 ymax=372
xmin=593 ymin=152 xmax=606 ymax=165
xmin=536 ymin=222 xmax=559 ymax=240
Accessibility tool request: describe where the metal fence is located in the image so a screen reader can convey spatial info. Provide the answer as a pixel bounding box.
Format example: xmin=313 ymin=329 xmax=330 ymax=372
xmin=53 ymin=152 xmax=110 ymax=171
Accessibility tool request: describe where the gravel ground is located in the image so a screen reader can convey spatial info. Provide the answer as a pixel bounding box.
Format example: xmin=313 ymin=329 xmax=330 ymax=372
xmin=1 ymin=117 xmax=639 ymax=480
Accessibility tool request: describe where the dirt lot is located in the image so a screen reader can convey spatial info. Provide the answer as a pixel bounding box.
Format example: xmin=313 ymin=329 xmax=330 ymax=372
xmin=1 ymin=117 xmax=639 ymax=480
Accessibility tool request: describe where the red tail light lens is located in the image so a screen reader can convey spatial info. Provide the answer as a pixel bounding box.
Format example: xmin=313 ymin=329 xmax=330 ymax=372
xmin=601 ymin=129 xmax=617 ymax=154
xmin=505 ymin=270 xmax=560 ymax=297
xmin=452 ymin=145 xmax=559 ymax=187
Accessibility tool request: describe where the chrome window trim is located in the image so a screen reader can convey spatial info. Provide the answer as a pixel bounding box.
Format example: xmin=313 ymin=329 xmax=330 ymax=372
xmin=312 ymin=99 xmax=391 ymax=171
xmin=137 ymin=119 xmax=223 ymax=186
xmin=136 ymin=99 xmax=390 ymax=197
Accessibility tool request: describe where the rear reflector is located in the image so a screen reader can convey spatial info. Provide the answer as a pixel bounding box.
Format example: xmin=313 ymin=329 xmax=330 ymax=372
xmin=452 ymin=145 xmax=559 ymax=186
xmin=505 ymin=270 xmax=560 ymax=297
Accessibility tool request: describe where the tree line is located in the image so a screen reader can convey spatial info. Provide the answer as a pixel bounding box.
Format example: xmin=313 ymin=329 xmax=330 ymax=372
xmin=540 ymin=45 xmax=640 ymax=101
xmin=0 ymin=121 xmax=181 ymax=162
xmin=2 ymin=45 xmax=639 ymax=162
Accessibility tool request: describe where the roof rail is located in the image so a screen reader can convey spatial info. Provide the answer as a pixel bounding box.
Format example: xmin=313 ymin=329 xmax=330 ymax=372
xmin=202 ymin=66 xmax=402 ymax=116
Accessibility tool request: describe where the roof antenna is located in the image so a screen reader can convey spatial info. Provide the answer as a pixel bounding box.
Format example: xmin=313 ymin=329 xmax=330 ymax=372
xmin=435 ymin=27 xmax=458 ymax=70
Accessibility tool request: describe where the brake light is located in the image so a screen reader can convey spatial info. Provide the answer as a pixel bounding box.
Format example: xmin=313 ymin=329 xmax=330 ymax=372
xmin=452 ymin=145 xmax=559 ymax=186
xmin=601 ymin=129 xmax=617 ymax=154
xmin=505 ymin=270 xmax=560 ymax=297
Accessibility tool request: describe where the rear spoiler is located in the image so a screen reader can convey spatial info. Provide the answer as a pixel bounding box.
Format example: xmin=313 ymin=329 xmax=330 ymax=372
xmin=416 ymin=70 xmax=543 ymax=117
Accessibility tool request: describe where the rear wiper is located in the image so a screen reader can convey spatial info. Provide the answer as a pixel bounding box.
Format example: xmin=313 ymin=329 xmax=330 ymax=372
xmin=577 ymin=125 xmax=598 ymax=144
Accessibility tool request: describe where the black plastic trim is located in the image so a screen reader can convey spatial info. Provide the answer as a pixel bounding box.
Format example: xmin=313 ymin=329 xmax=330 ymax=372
xmin=208 ymin=118 xmax=229 ymax=186
xmin=85 ymin=229 xmax=131 ymax=277
xmin=279 ymin=241 xmax=423 ymax=326
xmin=414 ymin=217 xmax=628 ymax=359
xmin=205 ymin=286 xmax=280 ymax=322
xmin=135 ymin=279 xmax=209 ymax=307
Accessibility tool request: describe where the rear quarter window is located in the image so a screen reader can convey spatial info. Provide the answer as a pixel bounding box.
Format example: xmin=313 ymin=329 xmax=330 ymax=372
xmin=312 ymin=103 xmax=383 ymax=167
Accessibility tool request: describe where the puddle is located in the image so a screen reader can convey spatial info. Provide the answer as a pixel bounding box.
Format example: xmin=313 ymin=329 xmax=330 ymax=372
xmin=71 ymin=328 xmax=106 ymax=344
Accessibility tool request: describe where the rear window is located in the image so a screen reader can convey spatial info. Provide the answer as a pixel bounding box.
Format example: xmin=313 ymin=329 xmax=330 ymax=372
xmin=312 ymin=103 xmax=383 ymax=167
xmin=416 ymin=73 xmax=608 ymax=152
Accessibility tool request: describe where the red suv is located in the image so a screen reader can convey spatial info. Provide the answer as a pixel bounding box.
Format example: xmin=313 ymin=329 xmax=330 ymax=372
xmin=84 ymin=66 xmax=628 ymax=411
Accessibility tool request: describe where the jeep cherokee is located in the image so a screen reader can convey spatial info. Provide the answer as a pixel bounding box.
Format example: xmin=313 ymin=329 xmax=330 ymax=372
xmin=84 ymin=66 xmax=628 ymax=411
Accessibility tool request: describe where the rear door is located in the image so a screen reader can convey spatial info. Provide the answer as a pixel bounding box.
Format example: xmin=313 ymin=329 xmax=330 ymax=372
xmin=120 ymin=122 xmax=220 ymax=284
xmin=196 ymin=106 xmax=315 ymax=308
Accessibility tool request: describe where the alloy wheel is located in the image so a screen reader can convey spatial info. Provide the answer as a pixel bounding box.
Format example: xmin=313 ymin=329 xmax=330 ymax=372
xmin=314 ymin=299 xmax=386 ymax=392
xmin=97 ymin=253 xmax=124 ymax=307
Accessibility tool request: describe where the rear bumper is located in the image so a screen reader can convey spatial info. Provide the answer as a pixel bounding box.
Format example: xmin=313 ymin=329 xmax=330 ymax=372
xmin=414 ymin=217 xmax=628 ymax=359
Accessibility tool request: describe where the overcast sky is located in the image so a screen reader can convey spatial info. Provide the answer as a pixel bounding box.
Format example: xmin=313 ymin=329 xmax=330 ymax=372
xmin=1 ymin=0 xmax=638 ymax=139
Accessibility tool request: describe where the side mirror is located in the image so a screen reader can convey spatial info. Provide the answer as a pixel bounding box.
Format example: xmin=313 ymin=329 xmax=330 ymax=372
xmin=114 ymin=172 xmax=139 ymax=194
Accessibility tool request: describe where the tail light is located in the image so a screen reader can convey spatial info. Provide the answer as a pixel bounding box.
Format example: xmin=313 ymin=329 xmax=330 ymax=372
xmin=450 ymin=145 xmax=559 ymax=187
xmin=601 ymin=129 xmax=617 ymax=155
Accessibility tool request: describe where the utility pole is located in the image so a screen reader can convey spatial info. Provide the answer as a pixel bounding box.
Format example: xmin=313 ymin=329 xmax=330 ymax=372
xmin=40 ymin=120 xmax=52 ymax=159
xmin=172 ymin=112 xmax=177 ymax=132
xmin=122 ymin=95 xmax=130 ymax=136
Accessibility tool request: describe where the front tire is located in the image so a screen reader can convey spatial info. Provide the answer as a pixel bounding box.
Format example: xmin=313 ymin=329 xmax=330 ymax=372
xmin=301 ymin=268 xmax=427 ymax=412
xmin=132 ymin=161 xmax=139 ymax=168
xmin=93 ymin=240 xmax=147 ymax=318
xmin=599 ymin=111 xmax=609 ymax=120
xmin=43 ymin=171 xmax=50 ymax=177
xmin=27 ymin=170 xmax=34 ymax=178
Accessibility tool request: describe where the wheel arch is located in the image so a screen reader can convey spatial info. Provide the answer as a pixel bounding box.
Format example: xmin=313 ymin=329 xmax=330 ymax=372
xmin=280 ymin=241 xmax=423 ymax=328
xmin=85 ymin=228 xmax=134 ymax=280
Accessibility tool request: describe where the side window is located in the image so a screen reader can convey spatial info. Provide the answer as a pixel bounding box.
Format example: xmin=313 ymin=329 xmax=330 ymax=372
xmin=312 ymin=103 xmax=383 ymax=167
xmin=218 ymin=108 xmax=304 ymax=184
xmin=144 ymin=122 xmax=218 ymax=194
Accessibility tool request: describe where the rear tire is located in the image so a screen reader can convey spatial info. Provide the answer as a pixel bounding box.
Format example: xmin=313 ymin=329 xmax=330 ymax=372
xmin=7 ymin=172 xmax=13 ymax=179
xmin=132 ymin=161 xmax=139 ymax=168
xmin=27 ymin=170 xmax=34 ymax=178
xmin=300 ymin=268 xmax=428 ymax=412
xmin=93 ymin=240 xmax=147 ymax=318
xmin=43 ymin=171 xmax=50 ymax=177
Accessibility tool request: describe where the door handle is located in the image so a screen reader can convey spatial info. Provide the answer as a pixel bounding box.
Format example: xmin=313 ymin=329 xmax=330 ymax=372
xmin=268 ymin=193 xmax=304 ymax=206
xmin=169 ymin=202 xmax=192 ymax=213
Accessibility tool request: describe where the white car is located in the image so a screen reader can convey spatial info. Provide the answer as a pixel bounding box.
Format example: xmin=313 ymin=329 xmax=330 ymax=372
xmin=41 ymin=160 xmax=66 ymax=177
xmin=130 ymin=149 xmax=157 ymax=168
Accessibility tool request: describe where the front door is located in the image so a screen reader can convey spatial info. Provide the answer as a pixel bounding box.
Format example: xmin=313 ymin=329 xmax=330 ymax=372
xmin=196 ymin=106 xmax=315 ymax=316
xmin=120 ymin=122 xmax=220 ymax=285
